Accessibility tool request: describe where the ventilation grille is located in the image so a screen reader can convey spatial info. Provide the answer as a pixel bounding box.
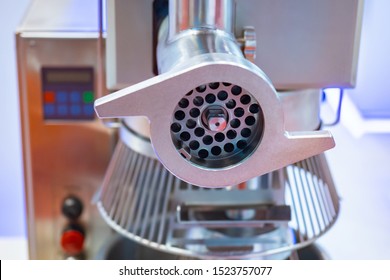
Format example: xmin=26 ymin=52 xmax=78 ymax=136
xmin=96 ymin=140 xmax=339 ymax=259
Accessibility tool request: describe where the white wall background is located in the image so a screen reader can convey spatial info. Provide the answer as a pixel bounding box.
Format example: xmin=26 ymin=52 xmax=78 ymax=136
xmin=347 ymin=0 xmax=390 ymax=119
xmin=0 ymin=0 xmax=389 ymax=259
xmin=0 ymin=0 xmax=30 ymax=237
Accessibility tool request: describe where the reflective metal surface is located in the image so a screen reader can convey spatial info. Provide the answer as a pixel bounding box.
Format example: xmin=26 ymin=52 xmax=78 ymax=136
xmin=95 ymin=53 xmax=334 ymax=187
xmin=17 ymin=0 xmax=115 ymax=259
xmin=96 ymin=0 xmax=335 ymax=187
xmin=168 ymin=0 xmax=234 ymax=39
xmin=97 ymin=234 xmax=328 ymax=260
xmin=18 ymin=0 xmax=359 ymax=261
xmin=107 ymin=0 xmax=363 ymax=90
xmin=157 ymin=19 xmax=242 ymax=73
xmin=96 ymin=139 xmax=338 ymax=259
xmin=279 ymin=89 xmax=322 ymax=131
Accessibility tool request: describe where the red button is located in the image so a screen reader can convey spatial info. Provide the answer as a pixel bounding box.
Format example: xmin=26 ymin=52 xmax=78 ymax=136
xmin=44 ymin=91 xmax=56 ymax=103
xmin=60 ymin=230 xmax=84 ymax=255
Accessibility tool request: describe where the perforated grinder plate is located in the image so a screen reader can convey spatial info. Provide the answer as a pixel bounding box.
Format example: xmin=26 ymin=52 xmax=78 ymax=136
xmin=170 ymin=82 xmax=264 ymax=169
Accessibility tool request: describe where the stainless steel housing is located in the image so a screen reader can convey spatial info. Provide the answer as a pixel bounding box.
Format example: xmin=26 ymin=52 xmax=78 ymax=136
xmin=16 ymin=0 xmax=115 ymax=259
xmin=95 ymin=0 xmax=335 ymax=187
xmin=18 ymin=0 xmax=363 ymax=260
xmin=106 ymin=0 xmax=363 ymax=90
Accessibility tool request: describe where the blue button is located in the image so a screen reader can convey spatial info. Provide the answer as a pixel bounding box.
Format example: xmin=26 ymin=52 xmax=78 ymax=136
xmin=58 ymin=105 xmax=68 ymax=116
xmin=83 ymin=104 xmax=95 ymax=116
xmin=70 ymin=105 xmax=81 ymax=116
xmin=56 ymin=91 xmax=68 ymax=103
xmin=70 ymin=91 xmax=81 ymax=103
xmin=44 ymin=104 xmax=55 ymax=116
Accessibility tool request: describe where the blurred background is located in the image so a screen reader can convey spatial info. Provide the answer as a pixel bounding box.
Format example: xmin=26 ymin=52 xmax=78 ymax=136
xmin=1 ymin=0 xmax=389 ymax=259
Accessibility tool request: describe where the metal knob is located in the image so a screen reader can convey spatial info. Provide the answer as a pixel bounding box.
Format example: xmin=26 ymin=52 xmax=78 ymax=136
xmin=61 ymin=195 xmax=83 ymax=220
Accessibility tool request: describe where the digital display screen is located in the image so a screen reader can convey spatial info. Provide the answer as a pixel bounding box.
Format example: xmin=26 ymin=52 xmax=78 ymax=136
xmin=44 ymin=69 xmax=92 ymax=84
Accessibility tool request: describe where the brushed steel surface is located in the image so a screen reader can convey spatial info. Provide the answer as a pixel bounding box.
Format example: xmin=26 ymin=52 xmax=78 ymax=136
xmin=107 ymin=0 xmax=363 ymax=90
xmin=17 ymin=18 xmax=115 ymax=259
xmin=17 ymin=0 xmax=346 ymax=260
xmin=117 ymin=89 xmax=322 ymax=153
xmin=95 ymin=53 xmax=334 ymax=187
xmin=98 ymin=0 xmax=334 ymax=187
xmin=17 ymin=0 xmax=99 ymax=32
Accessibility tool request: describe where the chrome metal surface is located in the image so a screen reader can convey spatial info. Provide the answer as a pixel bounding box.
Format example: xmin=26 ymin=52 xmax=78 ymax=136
xmin=240 ymin=26 xmax=256 ymax=63
xmin=96 ymin=0 xmax=335 ymax=187
xmin=157 ymin=18 xmax=242 ymax=73
xmin=118 ymin=88 xmax=322 ymax=161
xmin=97 ymin=234 xmax=328 ymax=260
xmin=95 ymin=53 xmax=335 ymax=187
xmin=120 ymin=120 xmax=156 ymax=159
xmin=168 ymin=0 xmax=234 ymax=39
xmin=107 ymin=0 xmax=363 ymax=90
xmin=96 ymin=141 xmax=339 ymax=259
xmin=123 ymin=117 xmax=151 ymax=139
xmin=19 ymin=0 xmax=353 ymax=261
xmin=279 ymin=89 xmax=322 ymax=131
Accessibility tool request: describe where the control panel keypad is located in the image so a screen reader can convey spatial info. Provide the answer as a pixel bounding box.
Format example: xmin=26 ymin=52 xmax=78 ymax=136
xmin=42 ymin=68 xmax=95 ymax=120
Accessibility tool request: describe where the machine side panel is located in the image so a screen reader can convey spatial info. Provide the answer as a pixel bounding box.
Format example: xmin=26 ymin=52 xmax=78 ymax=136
xmin=17 ymin=34 xmax=114 ymax=259
xmin=108 ymin=0 xmax=363 ymax=90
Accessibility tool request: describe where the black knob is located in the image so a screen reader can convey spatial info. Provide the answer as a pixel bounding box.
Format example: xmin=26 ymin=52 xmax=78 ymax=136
xmin=62 ymin=195 xmax=83 ymax=220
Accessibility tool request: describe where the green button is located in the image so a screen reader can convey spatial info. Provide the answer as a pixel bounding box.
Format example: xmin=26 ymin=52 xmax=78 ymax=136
xmin=82 ymin=91 xmax=94 ymax=103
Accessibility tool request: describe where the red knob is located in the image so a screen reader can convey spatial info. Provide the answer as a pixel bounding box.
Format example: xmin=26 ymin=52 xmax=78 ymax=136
xmin=61 ymin=228 xmax=85 ymax=255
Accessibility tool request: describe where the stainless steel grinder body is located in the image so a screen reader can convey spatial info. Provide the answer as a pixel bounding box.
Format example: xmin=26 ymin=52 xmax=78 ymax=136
xmin=17 ymin=0 xmax=363 ymax=259
xmin=94 ymin=0 xmax=359 ymax=259
xmin=95 ymin=0 xmax=335 ymax=188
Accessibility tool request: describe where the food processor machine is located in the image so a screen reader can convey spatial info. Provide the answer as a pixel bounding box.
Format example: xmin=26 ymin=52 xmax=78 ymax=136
xmin=17 ymin=0 xmax=363 ymax=259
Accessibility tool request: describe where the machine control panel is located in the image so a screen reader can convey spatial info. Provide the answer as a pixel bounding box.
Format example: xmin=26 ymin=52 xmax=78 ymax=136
xmin=17 ymin=6 xmax=115 ymax=258
xmin=60 ymin=195 xmax=86 ymax=257
xmin=42 ymin=67 xmax=95 ymax=120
